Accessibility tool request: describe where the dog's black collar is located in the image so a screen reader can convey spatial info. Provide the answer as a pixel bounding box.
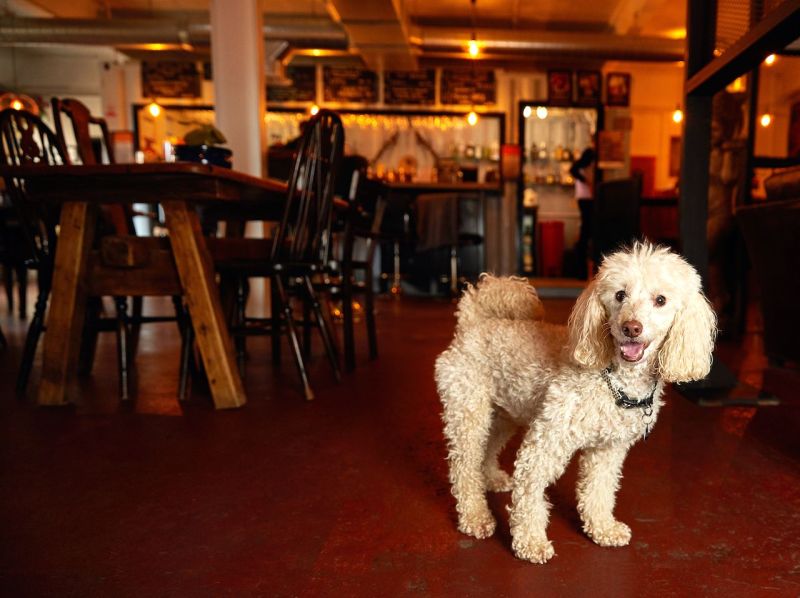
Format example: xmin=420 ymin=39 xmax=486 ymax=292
xmin=602 ymin=366 xmax=658 ymax=441
xmin=602 ymin=367 xmax=656 ymax=409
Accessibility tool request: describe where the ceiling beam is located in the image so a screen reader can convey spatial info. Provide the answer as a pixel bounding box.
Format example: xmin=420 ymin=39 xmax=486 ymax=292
xmin=686 ymin=0 xmax=800 ymax=96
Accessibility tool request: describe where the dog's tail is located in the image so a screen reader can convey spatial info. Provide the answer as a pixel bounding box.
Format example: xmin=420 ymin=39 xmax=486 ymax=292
xmin=455 ymin=273 xmax=544 ymax=327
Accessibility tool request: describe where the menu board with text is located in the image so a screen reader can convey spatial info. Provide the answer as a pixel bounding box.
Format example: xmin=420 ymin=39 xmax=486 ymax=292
xmin=384 ymin=70 xmax=436 ymax=105
xmin=440 ymin=69 xmax=496 ymax=105
xmin=267 ymin=66 xmax=317 ymax=103
xmin=141 ymin=61 xmax=201 ymax=99
xmin=323 ymin=67 xmax=377 ymax=103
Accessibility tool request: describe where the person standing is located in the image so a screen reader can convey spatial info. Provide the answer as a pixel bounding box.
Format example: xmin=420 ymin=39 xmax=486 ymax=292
xmin=570 ymin=148 xmax=596 ymax=279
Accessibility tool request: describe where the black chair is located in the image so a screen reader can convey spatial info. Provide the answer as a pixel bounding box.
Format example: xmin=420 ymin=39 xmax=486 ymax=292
xmin=0 ymin=203 xmax=28 ymax=318
xmin=194 ymin=109 xmax=345 ymax=401
xmin=592 ymin=176 xmax=641 ymax=265
xmin=321 ymin=155 xmax=385 ymax=371
xmin=0 ymin=108 xmax=130 ymax=397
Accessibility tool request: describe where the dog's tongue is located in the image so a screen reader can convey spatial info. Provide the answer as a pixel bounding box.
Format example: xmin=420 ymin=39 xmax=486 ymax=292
xmin=620 ymin=341 xmax=645 ymax=362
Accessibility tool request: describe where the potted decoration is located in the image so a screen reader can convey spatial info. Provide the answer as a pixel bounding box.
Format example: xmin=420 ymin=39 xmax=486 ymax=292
xmin=175 ymin=124 xmax=233 ymax=168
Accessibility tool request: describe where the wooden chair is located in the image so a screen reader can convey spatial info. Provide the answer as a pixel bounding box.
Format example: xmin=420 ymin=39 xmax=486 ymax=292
xmin=197 ymin=109 xmax=345 ymax=400
xmin=324 ymin=155 xmax=385 ymax=371
xmin=51 ymin=97 xmax=187 ymax=399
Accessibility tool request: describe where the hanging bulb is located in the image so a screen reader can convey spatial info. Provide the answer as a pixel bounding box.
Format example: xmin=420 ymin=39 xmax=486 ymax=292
xmin=468 ymin=39 xmax=479 ymax=58
xmin=764 ymin=54 xmax=777 ymax=66
xmin=523 ymin=105 xmax=532 ymax=119
xmin=10 ymin=98 xmax=23 ymax=111
xmin=467 ymin=110 xmax=478 ymax=126
xmin=536 ymin=106 xmax=548 ymax=120
xmin=147 ymin=101 xmax=162 ymax=117
xmin=309 ymin=104 xmax=320 ymax=116
xmin=672 ymin=107 xmax=683 ymax=123
xmin=760 ymin=113 xmax=773 ymax=127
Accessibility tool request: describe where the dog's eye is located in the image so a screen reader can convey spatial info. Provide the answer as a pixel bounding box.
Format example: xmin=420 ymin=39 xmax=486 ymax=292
xmin=615 ymin=290 xmax=626 ymax=302
xmin=655 ymin=295 xmax=667 ymax=307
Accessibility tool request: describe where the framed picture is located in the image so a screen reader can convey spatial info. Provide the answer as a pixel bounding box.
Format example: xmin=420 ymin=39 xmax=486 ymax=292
xmin=789 ymin=100 xmax=800 ymax=158
xmin=606 ymin=72 xmax=631 ymax=107
xmin=547 ymin=70 xmax=573 ymax=106
xmin=576 ymin=71 xmax=601 ymax=105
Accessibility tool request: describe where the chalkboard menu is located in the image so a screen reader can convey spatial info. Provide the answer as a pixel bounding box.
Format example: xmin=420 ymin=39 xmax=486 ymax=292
xmin=141 ymin=61 xmax=201 ymax=99
xmin=441 ymin=69 xmax=496 ymax=106
xmin=323 ymin=67 xmax=377 ymax=103
xmin=384 ymin=70 xmax=436 ymax=105
xmin=267 ymin=66 xmax=317 ymax=103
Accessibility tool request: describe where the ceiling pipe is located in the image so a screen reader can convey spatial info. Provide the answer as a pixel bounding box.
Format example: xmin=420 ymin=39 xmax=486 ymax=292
xmin=0 ymin=16 xmax=347 ymax=47
xmin=413 ymin=27 xmax=685 ymax=62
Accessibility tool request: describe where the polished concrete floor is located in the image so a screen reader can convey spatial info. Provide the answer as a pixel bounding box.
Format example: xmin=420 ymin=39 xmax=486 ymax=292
xmin=1 ymin=293 xmax=799 ymax=597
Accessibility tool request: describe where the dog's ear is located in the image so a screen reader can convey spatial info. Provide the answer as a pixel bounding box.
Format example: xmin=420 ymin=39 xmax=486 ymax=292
xmin=568 ymin=281 xmax=613 ymax=369
xmin=657 ymin=291 xmax=718 ymax=383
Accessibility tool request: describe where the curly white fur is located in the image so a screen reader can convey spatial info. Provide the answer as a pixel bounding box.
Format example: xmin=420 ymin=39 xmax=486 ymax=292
xmin=435 ymin=242 xmax=717 ymax=563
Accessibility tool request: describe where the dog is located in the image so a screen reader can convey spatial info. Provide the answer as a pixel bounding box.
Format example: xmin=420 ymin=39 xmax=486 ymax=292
xmin=435 ymin=242 xmax=717 ymax=563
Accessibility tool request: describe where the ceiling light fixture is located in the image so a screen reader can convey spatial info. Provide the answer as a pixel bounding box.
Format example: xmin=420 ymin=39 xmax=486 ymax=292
xmin=672 ymin=106 xmax=683 ymax=123
xmin=467 ymin=109 xmax=478 ymax=126
xmin=536 ymin=106 xmax=548 ymax=120
xmin=764 ymin=53 xmax=777 ymax=66
xmin=147 ymin=100 xmax=162 ymax=118
xmin=310 ymin=104 xmax=320 ymax=116
xmin=523 ymin=105 xmax=532 ymax=119
xmin=468 ymin=0 xmax=479 ymax=58
xmin=760 ymin=113 xmax=772 ymax=127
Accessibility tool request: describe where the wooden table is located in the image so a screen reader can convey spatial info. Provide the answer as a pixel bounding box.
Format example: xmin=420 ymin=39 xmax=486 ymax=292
xmin=0 ymin=162 xmax=287 ymax=409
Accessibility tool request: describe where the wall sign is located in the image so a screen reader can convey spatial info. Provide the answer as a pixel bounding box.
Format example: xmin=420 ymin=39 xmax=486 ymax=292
xmin=322 ymin=67 xmax=377 ymax=103
xmin=141 ymin=61 xmax=201 ymax=99
xmin=440 ymin=69 xmax=496 ymax=105
xmin=384 ymin=70 xmax=436 ymax=105
xmin=576 ymin=71 xmax=601 ymax=105
xmin=606 ymin=72 xmax=631 ymax=107
xmin=547 ymin=70 xmax=572 ymax=106
xmin=267 ymin=66 xmax=317 ymax=103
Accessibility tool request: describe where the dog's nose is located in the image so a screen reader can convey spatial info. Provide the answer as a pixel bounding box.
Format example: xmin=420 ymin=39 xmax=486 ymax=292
xmin=622 ymin=320 xmax=643 ymax=338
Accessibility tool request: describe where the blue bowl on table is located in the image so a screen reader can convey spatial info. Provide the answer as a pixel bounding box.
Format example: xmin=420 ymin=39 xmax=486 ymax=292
xmin=174 ymin=144 xmax=233 ymax=169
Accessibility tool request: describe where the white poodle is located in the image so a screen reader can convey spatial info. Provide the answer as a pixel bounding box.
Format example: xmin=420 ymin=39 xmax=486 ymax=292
xmin=435 ymin=242 xmax=717 ymax=563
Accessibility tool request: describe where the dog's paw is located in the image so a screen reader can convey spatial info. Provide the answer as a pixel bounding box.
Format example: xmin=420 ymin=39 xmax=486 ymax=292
xmin=485 ymin=469 xmax=513 ymax=493
xmin=512 ymin=537 xmax=555 ymax=564
xmin=458 ymin=509 xmax=496 ymax=539
xmin=585 ymin=520 xmax=632 ymax=547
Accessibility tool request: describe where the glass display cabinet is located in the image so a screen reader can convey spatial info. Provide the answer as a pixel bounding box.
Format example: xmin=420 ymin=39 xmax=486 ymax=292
xmin=517 ymin=102 xmax=600 ymax=276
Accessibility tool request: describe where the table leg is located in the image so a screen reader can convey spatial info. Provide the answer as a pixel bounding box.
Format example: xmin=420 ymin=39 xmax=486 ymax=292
xmin=38 ymin=201 xmax=97 ymax=405
xmin=163 ymin=200 xmax=246 ymax=409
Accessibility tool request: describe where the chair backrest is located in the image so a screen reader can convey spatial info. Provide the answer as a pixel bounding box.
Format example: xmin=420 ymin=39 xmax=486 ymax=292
xmin=0 ymin=108 xmax=67 ymax=268
xmin=51 ymin=97 xmax=115 ymax=165
xmin=593 ymin=176 xmax=641 ymax=262
xmin=272 ymin=109 xmax=344 ymax=265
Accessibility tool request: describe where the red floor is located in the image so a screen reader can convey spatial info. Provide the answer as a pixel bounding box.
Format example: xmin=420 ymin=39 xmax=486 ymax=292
xmin=1 ymin=295 xmax=799 ymax=596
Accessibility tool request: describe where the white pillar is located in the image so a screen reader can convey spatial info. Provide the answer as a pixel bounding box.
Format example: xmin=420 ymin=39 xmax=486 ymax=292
xmin=210 ymin=0 xmax=269 ymax=314
xmin=210 ymin=0 xmax=266 ymax=177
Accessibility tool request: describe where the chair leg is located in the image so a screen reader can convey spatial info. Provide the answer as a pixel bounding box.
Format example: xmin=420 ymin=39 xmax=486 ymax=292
xmin=270 ymin=277 xmax=281 ymax=366
xmin=17 ymin=264 xmax=27 ymax=319
xmin=450 ymin=245 xmax=459 ymax=297
xmin=114 ymin=297 xmax=132 ymax=401
xmin=130 ymin=296 xmax=143 ymax=356
xmin=342 ymin=265 xmax=356 ymax=372
xmin=0 ymin=323 xmax=7 ymax=350
xmin=274 ymin=275 xmax=314 ymax=401
xmin=364 ymin=276 xmax=378 ymax=360
xmin=235 ymin=276 xmax=247 ymax=375
xmin=392 ymin=240 xmax=402 ymax=295
xmin=302 ymin=290 xmax=313 ymax=361
xmin=16 ymin=283 xmax=48 ymax=396
xmin=2 ymin=262 xmax=13 ymax=314
xmin=303 ymin=275 xmax=341 ymax=382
